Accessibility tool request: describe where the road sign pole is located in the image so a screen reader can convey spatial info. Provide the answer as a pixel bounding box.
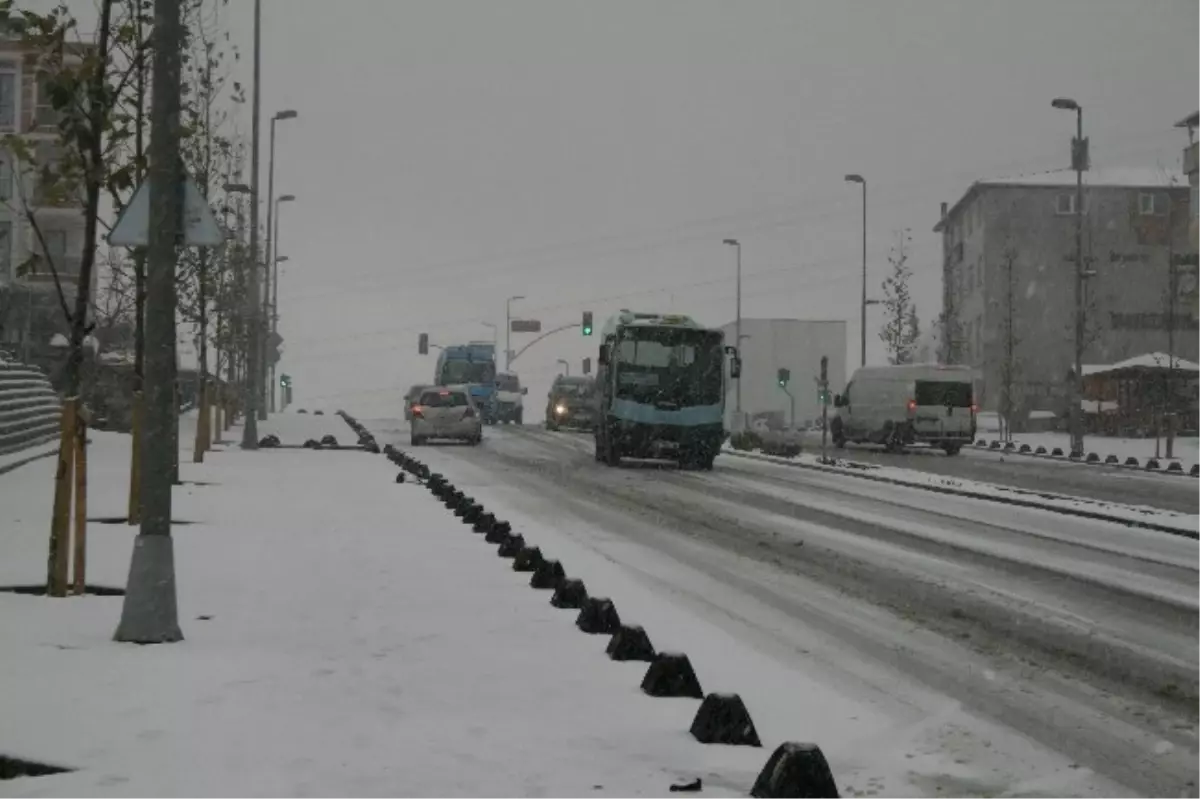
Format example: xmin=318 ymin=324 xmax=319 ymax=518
xmin=820 ymin=355 xmax=829 ymax=464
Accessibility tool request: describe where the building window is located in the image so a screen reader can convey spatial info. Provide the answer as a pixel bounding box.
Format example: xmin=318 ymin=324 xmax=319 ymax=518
xmin=0 ymin=62 xmax=15 ymax=131
xmin=1138 ymin=192 xmax=1163 ymax=216
xmin=0 ymin=220 xmax=11 ymax=280
xmin=39 ymin=229 xmax=68 ymax=273
xmin=36 ymin=74 xmax=64 ymax=128
xmin=0 ymin=155 xmax=10 ymax=201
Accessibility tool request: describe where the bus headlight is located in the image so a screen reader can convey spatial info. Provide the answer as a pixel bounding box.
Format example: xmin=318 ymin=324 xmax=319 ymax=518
xmin=555 ymin=404 xmax=567 ymax=415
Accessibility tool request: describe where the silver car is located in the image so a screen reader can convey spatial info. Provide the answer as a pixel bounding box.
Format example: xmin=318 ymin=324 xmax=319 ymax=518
xmin=410 ymin=386 xmax=483 ymax=446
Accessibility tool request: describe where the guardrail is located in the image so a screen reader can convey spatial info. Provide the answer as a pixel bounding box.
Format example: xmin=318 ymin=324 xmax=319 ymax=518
xmin=0 ymin=360 xmax=62 ymax=460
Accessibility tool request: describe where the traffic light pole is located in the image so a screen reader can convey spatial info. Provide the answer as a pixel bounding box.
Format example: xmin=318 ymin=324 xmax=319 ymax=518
xmin=508 ymin=322 xmax=582 ymax=367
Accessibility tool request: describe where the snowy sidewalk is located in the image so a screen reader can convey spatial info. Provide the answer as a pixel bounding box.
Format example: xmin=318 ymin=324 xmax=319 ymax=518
xmin=0 ymin=414 xmax=770 ymax=797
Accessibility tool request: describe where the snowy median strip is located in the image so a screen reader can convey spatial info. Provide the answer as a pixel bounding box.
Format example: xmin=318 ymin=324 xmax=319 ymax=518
xmin=345 ymin=411 xmax=843 ymax=799
xmin=722 ymin=445 xmax=1199 ymax=538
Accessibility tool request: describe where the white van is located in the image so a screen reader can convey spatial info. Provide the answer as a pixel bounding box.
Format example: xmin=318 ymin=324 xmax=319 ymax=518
xmin=830 ymin=364 xmax=978 ymax=455
xmin=493 ymin=372 xmax=526 ymax=424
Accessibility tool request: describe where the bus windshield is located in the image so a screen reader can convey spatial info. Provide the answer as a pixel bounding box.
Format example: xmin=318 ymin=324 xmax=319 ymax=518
xmin=614 ymin=328 xmax=722 ymax=406
xmin=440 ymin=359 xmax=495 ymax=385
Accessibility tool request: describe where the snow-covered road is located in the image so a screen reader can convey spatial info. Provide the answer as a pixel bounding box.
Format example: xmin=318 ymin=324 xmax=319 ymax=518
xmin=363 ymin=417 xmax=1199 ymax=798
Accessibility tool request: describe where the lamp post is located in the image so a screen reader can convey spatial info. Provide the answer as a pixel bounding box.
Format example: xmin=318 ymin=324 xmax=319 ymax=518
xmin=505 ymin=295 xmax=524 ymax=370
xmin=224 ymin=182 xmax=255 ymax=422
xmin=239 ymin=0 xmax=266 ymax=446
xmin=843 ymin=174 xmax=869 ymax=366
xmin=722 ymin=238 xmax=742 ymax=421
xmin=267 ymin=193 xmax=294 ymax=411
xmin=261 ymin=109 xmax=297 ymax=419
xmin=1052 ymin=97 xmax=1086 ymax=458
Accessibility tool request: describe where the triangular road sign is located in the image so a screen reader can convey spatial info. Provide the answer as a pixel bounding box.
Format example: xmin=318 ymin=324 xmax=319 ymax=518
xmin=108 ymin=175 xmax=226 ymax=247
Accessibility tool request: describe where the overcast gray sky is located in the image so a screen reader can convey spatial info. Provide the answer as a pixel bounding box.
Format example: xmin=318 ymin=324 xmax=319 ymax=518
xmin=60 ymin=0 xmax=1200 ymax=407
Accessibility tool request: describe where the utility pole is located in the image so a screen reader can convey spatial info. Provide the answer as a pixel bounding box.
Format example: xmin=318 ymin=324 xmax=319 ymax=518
xmin=819 ymin=355 xmax=829 ymax=463
xmin=844 ymin=174 xmax=868 ymax=366
xmin=241 ymin=0 xmax=263 ymax=447
xmin=1052 ymin=97 xmax=1087 ymax=457
xmin=505 ymin=294 xmax=524 ymax=371
xmin=723 ymin=239 xmax=742 ymax=423
xmin=114 ymin=0 xmax=185 ymax=644
xmin=1165 ymin=194 xmax=1178 ymax=459
xmin=263 ymin=109 xmax=296 ymax=414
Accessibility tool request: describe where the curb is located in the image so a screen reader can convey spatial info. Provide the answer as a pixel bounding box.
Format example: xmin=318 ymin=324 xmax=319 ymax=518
xmin=971 ymin=437 xmax=1199 ymax=479
xmin=724 ymin=449 xmax=1197 ymax=540
xmin=341 ymin=411 xmax=841 ymax=798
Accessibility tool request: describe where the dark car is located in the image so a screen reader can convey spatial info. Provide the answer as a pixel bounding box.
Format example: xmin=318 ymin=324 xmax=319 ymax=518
xmin=545 ymin=375 xmax=596 ymax=431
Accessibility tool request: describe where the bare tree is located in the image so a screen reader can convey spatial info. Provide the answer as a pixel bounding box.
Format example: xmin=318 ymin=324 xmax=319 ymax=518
xmin=879 ymin=228 xmax=920 ymax=365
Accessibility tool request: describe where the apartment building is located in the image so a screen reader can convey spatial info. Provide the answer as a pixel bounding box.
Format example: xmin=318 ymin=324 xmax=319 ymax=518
xmin=1177 ymin=111 xmax=1198 ymax=250
xmin=0 ymin=19 xmax=91 ymax=360
xmin=934 ymin=168 xmax=1196 ymax=424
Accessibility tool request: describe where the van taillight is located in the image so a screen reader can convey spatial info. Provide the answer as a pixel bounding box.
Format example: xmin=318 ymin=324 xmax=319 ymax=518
xmin=906 ymin=399 xmax=917 ymax=413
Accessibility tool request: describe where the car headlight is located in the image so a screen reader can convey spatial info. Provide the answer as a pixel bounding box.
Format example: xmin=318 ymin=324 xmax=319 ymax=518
xmin=555 ymin=404 xmax=567 ymax=415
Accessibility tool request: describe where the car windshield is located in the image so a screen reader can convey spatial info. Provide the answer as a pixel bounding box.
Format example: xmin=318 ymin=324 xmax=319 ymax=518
xmin=915 ymin=380 xmax=973 ymax=407
xmin=419 ymin=391 xmax=469 ymax=408
xmin=614 ymin=328 xmax=723 ymax=406
xmin=496 ymin=374 xmax=520 ymax=392
xmin=440 ymin=360 xmax=495 ymax=385
xmin=555 ymin=381 xmax=593 ymax=397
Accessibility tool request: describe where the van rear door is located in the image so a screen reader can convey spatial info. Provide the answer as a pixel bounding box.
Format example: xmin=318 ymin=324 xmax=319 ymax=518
xmin=912 ymin=380 xmax=975 ymax=440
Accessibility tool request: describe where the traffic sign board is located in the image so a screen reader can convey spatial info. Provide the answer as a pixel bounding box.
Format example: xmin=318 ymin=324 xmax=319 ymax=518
xmin=108 ymin=175 xmax=225 ymax=247
xmin=510 ymin=319 xmax=541 ymax=333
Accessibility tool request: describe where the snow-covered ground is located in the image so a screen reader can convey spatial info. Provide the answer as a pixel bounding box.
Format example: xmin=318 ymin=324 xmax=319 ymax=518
xmin=0 ymin=414 xmax=777 ymax=797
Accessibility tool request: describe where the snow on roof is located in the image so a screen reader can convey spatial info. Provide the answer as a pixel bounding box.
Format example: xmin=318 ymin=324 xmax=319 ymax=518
xmin=936 ymin=167 xmax=1188 ymax=231
xmin=978 ymin=167 xmax=1187 ymax=189
xmin=1083 ymin=352 xmax=1200 ymax=376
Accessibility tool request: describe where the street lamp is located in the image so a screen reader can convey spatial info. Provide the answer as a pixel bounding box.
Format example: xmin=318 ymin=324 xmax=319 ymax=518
xmin=843 ymin=174 xmax=870 ymax=367
xmin=505 ymin=295 xmax=525 ymax=370
xmin=723 ymin=239 xmax=742 ymax=420
xmin=261 ymin=109 xmax=298 ymax=420
xmin=557 ymin=358 xmax=570 ymax=377
xmin=239 ymin=0 xmax=268 ymax=446
xmin=1052 ymin=96 xmax=1086 ymax=458
xmin=266 ymin=192 xmax=295 ymax=412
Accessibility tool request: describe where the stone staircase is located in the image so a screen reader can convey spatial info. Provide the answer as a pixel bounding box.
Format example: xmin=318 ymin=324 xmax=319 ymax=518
xmin=0 ymin=359 xmax=62 ymax=459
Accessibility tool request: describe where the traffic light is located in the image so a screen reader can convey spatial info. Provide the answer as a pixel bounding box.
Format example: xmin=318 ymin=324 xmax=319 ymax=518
xmin=279 ymin=373 xmax=291 ymax=388
xmin=418 ymin=332 xmax=428 ymax=355
xmin=777 ymin=367 xmax=790 ymax=387
xmin=582 ymin=311 xmax=593 ymax=336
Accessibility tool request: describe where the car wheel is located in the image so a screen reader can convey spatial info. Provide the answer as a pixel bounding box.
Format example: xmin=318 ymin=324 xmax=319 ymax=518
xmin=943 ymin=444 xmax=962 ymax=456
xmin=515 ymin=410 xmax=523 ymax=425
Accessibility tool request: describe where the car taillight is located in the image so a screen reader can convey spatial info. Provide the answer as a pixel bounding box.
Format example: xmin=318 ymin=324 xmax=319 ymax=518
xmin=906 ymin=399 xmax=917 ymax=413
xmin=411 ymin=405 xmax=423 ymax=418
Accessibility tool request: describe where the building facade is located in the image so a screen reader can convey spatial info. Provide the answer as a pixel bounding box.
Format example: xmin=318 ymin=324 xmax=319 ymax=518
xmin=1177 ymin=111 xmax=1198 ymax=250
xmin=718 ymin=318 xmax=847 ymax=430
xmin=0 ymin=20 xmax=91 ymax=362
xmin=935 ymin=168 xmax=1197 ymax=427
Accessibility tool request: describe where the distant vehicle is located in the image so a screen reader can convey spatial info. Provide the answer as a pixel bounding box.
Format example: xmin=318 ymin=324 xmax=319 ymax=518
xmin=434 ymin=343 xmax=497 ymax=423
xmin=593 ymin=310 xmax=741 ymax=470
xmin=831 ymin=363 xmax=978 ymax=455
xmin=404 ymin=384 xmax=433 ymax=421
xmin=494 ymin=372 xmax=527 ymax=424
xmin=545 ymin=375 xmax=596 ymax=431
xmin=410 ymin=386 xmax=483 ymax=446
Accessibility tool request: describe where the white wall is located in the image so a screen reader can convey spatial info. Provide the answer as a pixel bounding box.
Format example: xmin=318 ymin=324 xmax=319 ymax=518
xmin=720 ymin=318 xmax=847 ymax=429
